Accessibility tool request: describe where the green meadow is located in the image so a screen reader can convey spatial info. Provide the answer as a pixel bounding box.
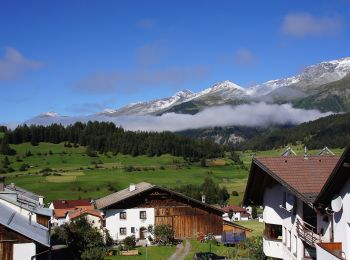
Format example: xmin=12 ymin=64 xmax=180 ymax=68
xmin=1 ymin=142 xmax=248 ymax=204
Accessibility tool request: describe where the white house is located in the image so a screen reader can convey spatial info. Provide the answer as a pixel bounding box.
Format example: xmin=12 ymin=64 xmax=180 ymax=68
xmin=243 ymin=153 xmax=343 ymax=259
xmin=49 ymin=199 xmax=93 ymax=226
xmin=222 ymin=205 xmax=250 ymax=221
xmin=66 ymin=208 xmax=105 ymax=230
xmin=0 ymin=177 xmax=51 ymax=260
xmin=96 ymin=182 xmax=224 ymax=242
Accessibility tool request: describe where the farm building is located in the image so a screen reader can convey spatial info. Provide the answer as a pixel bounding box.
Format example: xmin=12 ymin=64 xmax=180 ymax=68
xmin=95 ymin=182 xmax=224 ymax=241
xmin=49 ymin=199 xmax=93 ymax=226
xmin=0 ymin=177 xmax=51 ymax=260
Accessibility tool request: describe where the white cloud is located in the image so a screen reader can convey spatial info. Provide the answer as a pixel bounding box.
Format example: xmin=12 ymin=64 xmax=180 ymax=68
xmin=0 ymin=47 xmax=43 ymax=81
xmin=281 ymin=13 xmax=341 ymax=38
xmin=24 ymin=103 xmax=333 ymax=132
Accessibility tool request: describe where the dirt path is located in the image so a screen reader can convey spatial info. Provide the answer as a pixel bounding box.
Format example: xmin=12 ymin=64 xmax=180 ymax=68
xmin=168 ymin=239 xmax=192 ymax=260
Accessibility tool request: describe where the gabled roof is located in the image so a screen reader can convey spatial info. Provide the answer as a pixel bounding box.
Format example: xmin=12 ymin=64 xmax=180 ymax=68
xmin=223 ymin=220 xmax=252 ymax=232
xmin=0 ymin=202 xmax=50 ymax=247
xmin=5 ymin=184 xmax=41 ymax=201
xmin=222 ymin=205 xmax=247 ymax=213
xmin=67 ymin=209 xmax=103 ymax=220
xmin=0 ymin=192 xmax=52 ymax=217
xmin=243 ymin=155 xmax=339 ymax=206
xmin=52 ymin=199 xmax=91 ymax=209
xmin=96 ymin=182 xmax=224 ymax=215
xmin=96 ymin=182 xmax=154 ymax=209
xmin=315 ymin=145 xmax=350 ymax=206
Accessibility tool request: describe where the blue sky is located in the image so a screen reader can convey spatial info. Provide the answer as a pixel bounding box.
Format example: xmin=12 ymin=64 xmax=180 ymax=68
xmin=0 ymin=0 xmax=349 ymax=122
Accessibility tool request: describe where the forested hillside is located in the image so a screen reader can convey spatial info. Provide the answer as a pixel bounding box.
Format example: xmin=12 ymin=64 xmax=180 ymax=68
xmin=239 ymin=112 xmax=350 ymax=150
xmin=0 ymin=122 xmax=227 ymax=160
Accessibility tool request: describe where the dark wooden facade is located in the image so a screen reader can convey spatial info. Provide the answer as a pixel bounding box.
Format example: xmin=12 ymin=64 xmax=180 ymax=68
xmin=107 ymin=187 xmax=223 ymax=238
xmin=0 ymin=225 xmax=31 ymax=260
xmin=36 ymin=214 xmax=50 ymax=228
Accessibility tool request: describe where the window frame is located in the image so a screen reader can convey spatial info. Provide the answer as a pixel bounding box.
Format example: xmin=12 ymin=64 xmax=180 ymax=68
xmin=120 ymin=211 xmax=127 ymax=220
xmin=140 ymin=210 xmax=147 ymax=219
xmin=120 ymin=227 xmax=127 ymax=235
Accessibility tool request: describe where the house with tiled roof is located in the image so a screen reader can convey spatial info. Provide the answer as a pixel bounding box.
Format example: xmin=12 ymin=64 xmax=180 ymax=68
xmin=243 ymin=152 xmax=343 ymax=260
xmin=222 ymin=205 xmax=250 ymax=221
xmin=66 ymin=208 xmax=104 ymax=229
xmin=96 ymin=182 xmax=224 ymax=242
xmin=49 ymin=199 xmax=93 ymax=226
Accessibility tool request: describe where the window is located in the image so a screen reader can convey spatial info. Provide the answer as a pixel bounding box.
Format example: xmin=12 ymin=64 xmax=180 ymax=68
xmin=120 ymin=227 xmax=127 ymax=235
xmin=283 ymin=227 xmax=287 ymax=245
xmin=120 ymin=211 xmax=127 ymax=220
xmin=131 ymin=227 xmax=135 ymax=233
xmin=264 ymin=223 xmax=282 ymax=241
xmin=140 ymin=211 xmax=147 ymax=219
xmin=289 ymin=230 xmax=291 ymax=250
xmin=293 ymin=235 xmax=297 ymax=256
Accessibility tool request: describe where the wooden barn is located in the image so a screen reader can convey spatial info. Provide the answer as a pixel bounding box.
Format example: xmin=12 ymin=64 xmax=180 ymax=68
xmin=95 ymin=182 xmax=224 ymax=240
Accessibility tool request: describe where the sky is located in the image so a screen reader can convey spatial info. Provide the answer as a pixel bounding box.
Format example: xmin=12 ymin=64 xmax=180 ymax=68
xmin=0 ymin=0 xmax=349 ymax=123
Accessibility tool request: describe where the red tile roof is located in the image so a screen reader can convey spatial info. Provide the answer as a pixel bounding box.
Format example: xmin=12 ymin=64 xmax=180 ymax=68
xmin=67 ymin=209 xmax=103 ymax=220
xmin=222 ymin=205 xmax=247 ymax=213
xmin=52 ymin=199 xmax=91 ymax=209
xmin=255 ymin=155 xmax=339 ymax=203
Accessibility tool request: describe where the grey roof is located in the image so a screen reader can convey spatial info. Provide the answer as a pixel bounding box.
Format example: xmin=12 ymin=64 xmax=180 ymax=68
xmin=0 ymin=191 xmax=53 ymax=217
xmin=96 ymin=182 xmax=155 ymax=209
xmin=0 ymin=202 xmax=50 ymax=247
xmin=96 ymin=182 xmax=223 ymax=215
xmin=5 ymin=184 xmax=41 ymax=201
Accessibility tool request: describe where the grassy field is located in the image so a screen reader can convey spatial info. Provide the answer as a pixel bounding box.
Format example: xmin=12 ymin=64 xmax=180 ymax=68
xmin=0 ymin=142 xmax=249 ymax=204
xmin=236 ymin=220 xmax=264 ymax=237
xmin=105 ymin=245 xmax=176 ymax=260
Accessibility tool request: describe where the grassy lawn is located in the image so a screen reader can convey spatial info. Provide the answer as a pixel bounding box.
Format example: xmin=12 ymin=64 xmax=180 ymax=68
xmin=1 ymin=142 xmax=249 ymax=203
xmin=236 ymin=220 xmax=264 ymax=237
xmin=105 ymin=245 xmax=176 ymax=260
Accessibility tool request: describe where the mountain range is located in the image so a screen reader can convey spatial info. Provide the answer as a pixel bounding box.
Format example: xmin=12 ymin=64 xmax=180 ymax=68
xmin=28 ymin=57 xmax=350 ymax=129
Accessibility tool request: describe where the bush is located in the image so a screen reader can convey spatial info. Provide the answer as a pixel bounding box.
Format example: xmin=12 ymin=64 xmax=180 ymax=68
xmin=231 ymin=190 xmax=239 ymax=196
xmin=245 ymin=236 xmax=264 ymax=259
xmin=153 ymin=224 xmax=174 ymax=245
xmin=86 ymin=147 xmax=98 ymax=157
xmin=81 ymin=247 xmax=106 ymax=260
xmin=123 ymin=236 xmax=136 ymax=250
xmin=19 ymin=163 xmax=30 ymax=171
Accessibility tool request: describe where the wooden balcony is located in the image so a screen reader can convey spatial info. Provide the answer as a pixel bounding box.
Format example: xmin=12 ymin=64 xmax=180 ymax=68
xmin=296 ymin=219 xmax=320 ymax=247
xmin=317 ymin=242 xmax=344 ymax=259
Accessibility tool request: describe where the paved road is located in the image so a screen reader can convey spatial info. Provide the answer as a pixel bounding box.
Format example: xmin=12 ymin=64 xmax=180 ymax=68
xmin=168 ymin=239 xmax=191 ymax=260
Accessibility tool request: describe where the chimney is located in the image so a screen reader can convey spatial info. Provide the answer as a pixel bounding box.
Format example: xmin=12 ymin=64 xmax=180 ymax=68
xmin=202 ymin=195 xmax=206 ymax=203
xmin=129 ymin=183 xmax=136 ymax=192
xmin=0 ymin=177 xmax=4 ymax=191
xmin=38 ymin=195 xmax=44 ymax=206
xmin=304 ymin=146 xmax=308 ymax=159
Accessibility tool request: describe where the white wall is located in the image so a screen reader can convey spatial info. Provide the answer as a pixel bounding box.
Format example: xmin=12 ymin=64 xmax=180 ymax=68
xmin=263 ymin=184 xmax=305 ymax=260
xmin=332 ymin=178 xmax=350 ymax=259
xmin=13 ymin=243 xmax=36 ymax=260
xmin=66 ymin=214 xmax=103 ymax=229
xmin=105 ymin=208 xmax=155 ymax=241
xmin=316 ymin=244 xmax=341 ymax=260
xmin=263 ymin=237 xmax=283 ymax=259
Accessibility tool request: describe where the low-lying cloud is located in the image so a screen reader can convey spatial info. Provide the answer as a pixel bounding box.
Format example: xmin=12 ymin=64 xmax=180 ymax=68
xmin=25 ymin=103 xmax=333 ymax=132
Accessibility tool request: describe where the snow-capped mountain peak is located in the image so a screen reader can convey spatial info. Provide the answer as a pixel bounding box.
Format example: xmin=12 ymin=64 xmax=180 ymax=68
xmin=40 ymin=111 xmax=59 ymax=118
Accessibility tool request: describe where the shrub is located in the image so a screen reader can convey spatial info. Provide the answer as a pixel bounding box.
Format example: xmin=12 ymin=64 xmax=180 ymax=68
xmin=123 ymin=236 xmax=136 ymax=250
xmin=19 ymin=163 xmax=30 ymax=171
xmin=153 ymin=224 xmax=174 ymax=245
xmin=231 ymin=190 xmax=239 ymax=196
xmin=245 ymin=236 xmax=264 ymax=259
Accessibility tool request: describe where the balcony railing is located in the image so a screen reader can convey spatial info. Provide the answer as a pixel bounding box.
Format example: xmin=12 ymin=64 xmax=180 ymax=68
xmin=296 ymin=219 xmax=320 ymax=247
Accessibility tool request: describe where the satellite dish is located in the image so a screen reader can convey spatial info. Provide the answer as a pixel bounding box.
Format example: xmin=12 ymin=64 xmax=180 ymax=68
xmin=331 ymin=195 xmax=343 ymax=213
xmin=286 ymin=194 xmax=295 ymax=212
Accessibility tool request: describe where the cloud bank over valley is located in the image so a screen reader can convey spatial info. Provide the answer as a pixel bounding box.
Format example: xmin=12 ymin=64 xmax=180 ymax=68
xmin=24 ymin=103 xmax=333 ymax=132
